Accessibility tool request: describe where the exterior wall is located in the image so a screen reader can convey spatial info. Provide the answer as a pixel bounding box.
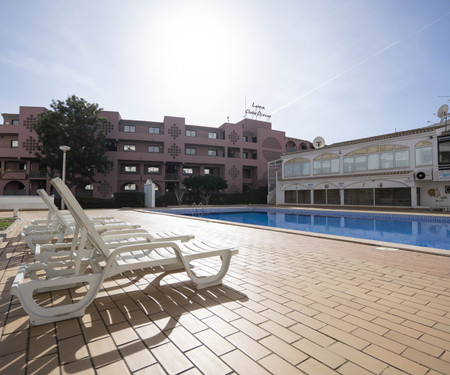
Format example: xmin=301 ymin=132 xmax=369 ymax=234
xmin=0 ymin=106 xmax=312 ymax=198
xmin=274 ymin=124 xmax=450 ymax=210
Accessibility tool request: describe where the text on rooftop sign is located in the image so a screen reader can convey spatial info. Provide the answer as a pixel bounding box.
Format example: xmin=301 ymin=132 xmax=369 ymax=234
xmin=245 ymin=102 xmax=272 ymax=120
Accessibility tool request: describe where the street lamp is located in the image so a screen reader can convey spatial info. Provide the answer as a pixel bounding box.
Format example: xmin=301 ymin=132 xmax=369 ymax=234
xmin=59 ymin=145 xmax=70 ymax=209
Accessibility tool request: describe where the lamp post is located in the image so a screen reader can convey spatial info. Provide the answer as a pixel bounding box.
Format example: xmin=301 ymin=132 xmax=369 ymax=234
xmin=59 ymin=145 xmax=70 ymax=210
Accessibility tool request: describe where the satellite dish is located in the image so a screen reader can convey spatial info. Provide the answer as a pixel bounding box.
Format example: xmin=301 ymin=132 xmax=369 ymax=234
xmin=437 ymin=104 xmax=449 ymax=119
xmin=313 ymin=136 xmax=325 ymax=149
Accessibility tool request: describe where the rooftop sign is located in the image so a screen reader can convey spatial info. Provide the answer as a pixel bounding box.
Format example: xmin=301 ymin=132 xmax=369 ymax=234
xmin=245 ymin=102 xmax=272 ymax=121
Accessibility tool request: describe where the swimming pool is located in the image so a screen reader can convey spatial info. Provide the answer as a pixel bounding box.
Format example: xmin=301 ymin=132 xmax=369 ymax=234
xmin=153 ymin=207 xmax=450 ymax=252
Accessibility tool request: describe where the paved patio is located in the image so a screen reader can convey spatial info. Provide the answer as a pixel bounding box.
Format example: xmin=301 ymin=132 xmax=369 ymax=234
xmin=1 ymin=208 xmax=450 ymax=374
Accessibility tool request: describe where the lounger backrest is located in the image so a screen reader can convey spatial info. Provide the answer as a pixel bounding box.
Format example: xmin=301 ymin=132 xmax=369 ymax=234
xmin=50 ymin=178 xmax=109 ymax=257
xmin=37 ymin=189 xmax=70 ymax=228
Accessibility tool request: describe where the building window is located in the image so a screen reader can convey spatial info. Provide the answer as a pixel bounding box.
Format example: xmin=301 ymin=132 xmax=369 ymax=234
xmin=313 ymin=153 xmax=340 ymax=175
xmin=284 ymin=157 xmax=310 ymax=177
xmin=243 ymin=152 xmax=248 ymax=159
xmin=149 ymin=127 xmax=160 ymax=134
xmin=124 ymin=144 xmax=136 ymax=152
xmin=344 ymin=145 xmax=409 ymax=172
xmin=12 ymin=119 xmax=19 ymax=125
xmin=183 ymin=168 xmax=193 ymax=174
xmin=148 ymin=145 xmax=160 ymax=153
xmin=204 ymin=168 xmax=210 ymax=175
xmin=124 ymin=166 xmax=137 ymax=173
xmin=11 ymin=140 xmax=19 ymax=148
xmin=208 ymin=132 xmax=217 ymax=139
xmin=124 ymin=125 xmax=135 ymax=133
xmin=85 ymin=184 xmax=94 ymax=191
xmin=186 ymin=148 xmax=196 ymax=155
xmin=186 ymin=130 xmax=196 ymax=137
xmin=147 ymin=166 xmax=160 ymax=173
xmin=208 ymin=149 xmax=218 ymax=157
xmin=243 ymin=136 xmax=248 ymax=142
xmin=415 ymin=141 xmax=433 ymax=167
xmin=124 ymin=183 xmax=136 ymax=191
xmin=438 ymin=136 xmax=450 ymax=169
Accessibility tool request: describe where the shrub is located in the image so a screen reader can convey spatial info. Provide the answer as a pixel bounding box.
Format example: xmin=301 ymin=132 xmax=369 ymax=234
xmin=77 ymin=197 xmax=116 ymax=209
xmin=113 ymin=192 xmax=145 ymax=207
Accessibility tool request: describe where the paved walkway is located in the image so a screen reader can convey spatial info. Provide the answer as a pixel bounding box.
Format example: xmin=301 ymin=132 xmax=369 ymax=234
xmin=1 ymin=209 xmax=450 ymax=374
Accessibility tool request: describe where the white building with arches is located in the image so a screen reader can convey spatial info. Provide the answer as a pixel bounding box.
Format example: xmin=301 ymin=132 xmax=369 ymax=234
xmin=269 ymin=122 xmax=450 ymax=210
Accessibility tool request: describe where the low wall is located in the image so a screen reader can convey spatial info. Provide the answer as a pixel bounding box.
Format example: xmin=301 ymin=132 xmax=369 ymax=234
xmin=0 ymin=196 xmax=49 ymax=210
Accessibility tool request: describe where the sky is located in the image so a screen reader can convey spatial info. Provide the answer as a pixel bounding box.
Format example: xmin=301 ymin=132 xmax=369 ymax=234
xmin=1 ymin=0 xmax=449 ymax=145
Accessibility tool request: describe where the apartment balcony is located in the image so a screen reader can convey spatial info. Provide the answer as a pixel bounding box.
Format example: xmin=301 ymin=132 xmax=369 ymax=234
xmin=29 ymin=170 xmax=47 ymax=178
xmin=165 ymin=173 xmax=180 ymax=181
xmin=118 ymin=173 xmax=142 ymax=181
xmin=3 ymin=170 xmax=27 ymax=180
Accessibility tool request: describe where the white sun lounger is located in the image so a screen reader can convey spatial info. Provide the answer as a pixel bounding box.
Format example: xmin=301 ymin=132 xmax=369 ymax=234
xmin=30 ymin=189 xmax=117 ymax=227
xmin=11 ymin=177 xmax=238 ymax=325
xmin=21 ymin=189 xmax=142 ymax=253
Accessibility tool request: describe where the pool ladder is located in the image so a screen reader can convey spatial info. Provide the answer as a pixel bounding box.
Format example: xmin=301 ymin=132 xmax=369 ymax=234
xmin=192 ymin=202 xmax=204 ymax=216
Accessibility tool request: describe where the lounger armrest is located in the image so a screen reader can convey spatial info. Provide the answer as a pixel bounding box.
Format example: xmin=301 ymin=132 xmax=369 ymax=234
xmin=108 ymin=241 xmax=181 ymax=259
xmin=101 ymin=229 xmax=148 ymax=238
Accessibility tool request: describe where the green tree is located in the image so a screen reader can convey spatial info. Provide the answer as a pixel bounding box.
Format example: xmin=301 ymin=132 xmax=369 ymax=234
xmin=183 ymin=175 xmax=228 ymax=205
xmin=34 ymin=95 xmax=111 ymax=188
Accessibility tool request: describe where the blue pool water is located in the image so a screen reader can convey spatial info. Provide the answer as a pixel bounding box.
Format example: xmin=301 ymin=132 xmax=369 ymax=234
xmin=158 ymin=208 xmax=450 ymax=251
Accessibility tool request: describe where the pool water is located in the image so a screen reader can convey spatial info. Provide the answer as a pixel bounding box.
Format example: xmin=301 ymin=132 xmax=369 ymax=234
xmin=181 ymin=210 xmax=450 ymax=251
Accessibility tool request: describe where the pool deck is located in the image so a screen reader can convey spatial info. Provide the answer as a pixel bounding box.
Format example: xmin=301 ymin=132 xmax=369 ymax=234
xmin=1 ymin=208 xmax=450 ymax=374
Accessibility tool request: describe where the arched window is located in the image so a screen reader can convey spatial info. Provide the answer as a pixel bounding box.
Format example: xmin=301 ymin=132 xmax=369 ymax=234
xmin=285 ymin=141 xmax=297 ymax=152
xmin=123 ymin=183 xmax=137 ymax=191
xmin=313 ymin=153 xmax=339 ymax=175
xmin=415 ymin=141 xmax=432 ymax=167
xmin=344 ymin=145 xmax=409 ymax=172
xmin=284 ymin=157 xmax=310 ymax=177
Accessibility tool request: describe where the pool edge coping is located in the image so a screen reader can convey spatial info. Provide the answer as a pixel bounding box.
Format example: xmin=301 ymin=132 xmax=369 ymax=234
xmin=135 ymin=208 xmax=450 ymax=257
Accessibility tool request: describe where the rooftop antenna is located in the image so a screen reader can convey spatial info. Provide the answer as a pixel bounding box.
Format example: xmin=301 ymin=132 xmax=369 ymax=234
xmin=437 ymin=103 xmax=449 ymax=131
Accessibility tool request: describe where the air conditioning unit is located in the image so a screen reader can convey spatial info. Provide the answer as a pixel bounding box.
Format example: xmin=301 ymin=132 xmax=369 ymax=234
xmin=415 ymin=170 xmax=433 ymax=181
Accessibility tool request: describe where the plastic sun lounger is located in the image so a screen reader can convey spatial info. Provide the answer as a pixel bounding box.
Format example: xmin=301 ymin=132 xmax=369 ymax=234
xmin=10 ymin=177 xmax=238 ymax=326
xmin=20 ymin=189 xmax=142 ymax=254
xmin=29 ymin=189 xmax=117 ymax=227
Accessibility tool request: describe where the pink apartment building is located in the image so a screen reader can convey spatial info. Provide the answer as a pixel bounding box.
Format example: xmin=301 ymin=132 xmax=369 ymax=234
xmin=0 ymin=106 xmax=312 ymax=199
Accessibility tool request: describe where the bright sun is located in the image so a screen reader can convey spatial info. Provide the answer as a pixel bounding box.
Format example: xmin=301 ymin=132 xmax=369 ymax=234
xmin=143 ymin=3 xmax=245 ymax=105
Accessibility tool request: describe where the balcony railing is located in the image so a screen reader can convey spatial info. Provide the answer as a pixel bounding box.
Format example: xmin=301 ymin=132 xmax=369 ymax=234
xmin=165 ymin=173 xmax=180 ymax=181
xmin=29 ymin=170 xmax=48 ymax=178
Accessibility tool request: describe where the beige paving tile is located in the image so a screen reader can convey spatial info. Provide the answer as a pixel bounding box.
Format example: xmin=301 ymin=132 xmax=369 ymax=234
xmin=135 ymin=322 xmax=170 ymax=349
xmin=109 ymin=321 xmax=139 ymax=346
xmin=294 ymin=338 xmax=345 ymax=369
xmin=87 ymin=336 xmax=122 ymax=368
xmin=0 ymin=330 xmax=28 ymax=356
xmin=185 ymin=346 xmax=231 ymax=375
xmin=292 ymin=322 xmax=337 ymax=348
xmin=363 ymin=344 xmax=428 ymax=375
xmin=259 ymin=353 xmax=306 ymax=374
xmin=151 ymin=342 xmax=193 ymax=374
xmin=95 ymin=359 xmax=129 ymax=374
xmin=337 ymin=361 xmax=374 ymax=375
xmin=59 ymin=334 xmax=90 ymax=364
xmin=402 ymin=347 xmax=450 ymax=374
xmin=203 ymin=315 xmax=239 ymax=337
xmin=27 ymin=353 xmax=59 ymax=375
xmin=119 ymin=340 xmax=156 ymax=372
xmin=0 ymin=350 xmax=26 ymax=375
xmin=260 ymin=335 xmax=308 ymax=365
xmin=61 ymin=357 xmax=95 ymax=375
xmin=195 ymin=328 xmax=235 ymax=356
xmin=221 ymin=349 xmax=271 ymax=375
xmin=29 ymin=330 xmax=57 ymax=358
xmin=297 ymin=357 xmax=338 ymax=375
